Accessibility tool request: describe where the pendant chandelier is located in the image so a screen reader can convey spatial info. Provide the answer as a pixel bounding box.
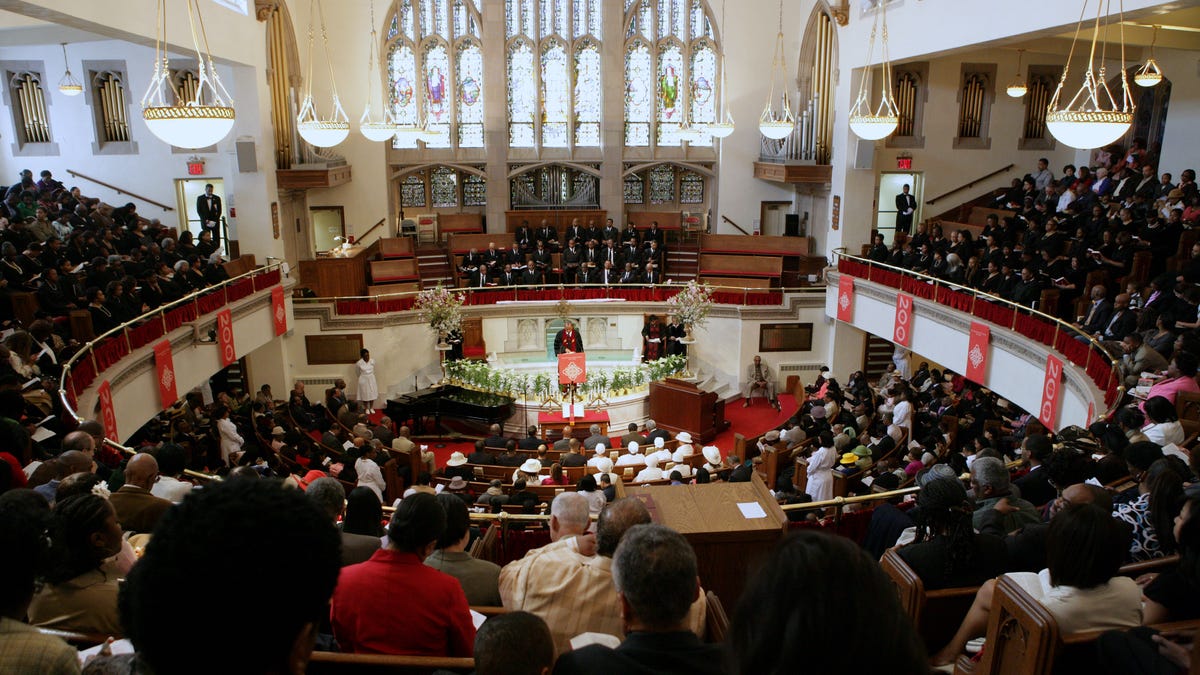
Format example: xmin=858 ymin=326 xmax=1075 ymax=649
xmin=758 ymin=0 xmax=795 ymax=140
xmin=1006 ymin=49 xmax=1028 ymax=98
xmin=140 ymin=0 xmax=236 ymax=149
xmin=1045 ymin=0 xmax=1134 ymax=150
xmin=297 ymin=0 xmax=349 ymax=148
xmin=848 ymin=0 xmax=898 ymax=141
xmin=707 ymin=0 xmax=735 ymax=139
xmin=57 ymin=43 xmax=82 ymax=96
xmin=1133 ymin=24 xmax=1163 ymax=87
xmin=360 ymin=0 xmax=397 ymax=142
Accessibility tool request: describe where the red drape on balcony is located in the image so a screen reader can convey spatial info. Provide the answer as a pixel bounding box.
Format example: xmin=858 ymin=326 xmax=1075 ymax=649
xmin=128 ymin=320 xmax=166 ymax=350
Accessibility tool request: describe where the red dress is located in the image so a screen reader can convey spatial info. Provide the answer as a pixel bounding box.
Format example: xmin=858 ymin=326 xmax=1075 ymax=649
xmin=642 ymin=322 xmax=662 ymax=361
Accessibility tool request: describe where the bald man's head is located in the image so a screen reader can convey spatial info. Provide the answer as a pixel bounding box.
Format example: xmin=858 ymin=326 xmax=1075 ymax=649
xmin=58 ymin=450 xmax=94 ymax=475
xmin=596 ymin=498 xmax=653 ymax=557
xmin=124 ymin=453 xmax=160 ymax=490
xmin=61 ymin=431 xmax=95 ymax=457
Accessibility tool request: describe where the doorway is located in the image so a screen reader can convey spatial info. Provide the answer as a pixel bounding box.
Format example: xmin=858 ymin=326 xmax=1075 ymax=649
xmin=175 ymin=178 xmax=228 ymax=256
xmin=760 ymin=201 xmax=791 ymax=236
xmin=875 ymin=172 xmax=923 ymax=246
xmin=309 ymin=206 xmax=346 ymax=253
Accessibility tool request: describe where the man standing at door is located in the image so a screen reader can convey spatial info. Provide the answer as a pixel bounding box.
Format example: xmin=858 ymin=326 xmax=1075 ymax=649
xmin=895 ymin=184 xmax=917 ymax=235
xmin=196 ymin=184 xmax=222 ymax=245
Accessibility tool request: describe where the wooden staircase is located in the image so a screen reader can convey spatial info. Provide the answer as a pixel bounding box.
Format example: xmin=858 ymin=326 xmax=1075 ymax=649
xmin=666 ymin=243 xmax=699 ymax=283
xmin=416 ymin=246 xmax=455 ymax=289
xmin=863 ymin=334 xmax=895 ymax=381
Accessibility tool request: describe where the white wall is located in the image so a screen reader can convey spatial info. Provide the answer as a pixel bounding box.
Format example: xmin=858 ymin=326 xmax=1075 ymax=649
xmin=1156 ymin=47 xmax=1200 ymax=180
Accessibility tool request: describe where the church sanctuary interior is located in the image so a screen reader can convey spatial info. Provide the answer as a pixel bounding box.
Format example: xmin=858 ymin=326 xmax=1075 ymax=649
xmin=3 ymin=0 xmax=1200 ymax=672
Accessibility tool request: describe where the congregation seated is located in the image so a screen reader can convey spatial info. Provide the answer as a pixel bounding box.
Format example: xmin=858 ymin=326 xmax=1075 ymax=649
xmin=897 ymin=475 xmax=1008 ymax=590
xmin=426 ymin=493 xmax=502 ymax=606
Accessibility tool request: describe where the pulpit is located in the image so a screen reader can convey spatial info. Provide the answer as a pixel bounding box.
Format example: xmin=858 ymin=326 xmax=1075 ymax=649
xmin=648 ymin=378 xmax=726 ymax=443
xmin=626 ymin=474 xmax=786 ymax=608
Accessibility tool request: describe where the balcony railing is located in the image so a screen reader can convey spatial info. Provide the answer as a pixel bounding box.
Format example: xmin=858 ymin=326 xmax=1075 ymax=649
xmin=830 ymin=249 xmax=1123 ymax=419
xmin=57 ymin=262 xmax=286 ymax=422
xmin=297 ymin=282 xmax=824 ymax=317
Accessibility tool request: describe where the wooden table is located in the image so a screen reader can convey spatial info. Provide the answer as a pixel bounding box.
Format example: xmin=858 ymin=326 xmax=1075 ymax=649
xmin=626 ymin=474 xmax=787 ymax=609
xmin=538 ymin=410 xmax=609 ymax=441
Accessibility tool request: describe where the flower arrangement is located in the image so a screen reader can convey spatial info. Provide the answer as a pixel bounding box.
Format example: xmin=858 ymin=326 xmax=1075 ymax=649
xmin=413 ymin=285 xmax=465 ymax=337
xmin=666 ymin=280 xmax=715 ymax=329
xmin=444 ymin=355 xmax=686 ymax=399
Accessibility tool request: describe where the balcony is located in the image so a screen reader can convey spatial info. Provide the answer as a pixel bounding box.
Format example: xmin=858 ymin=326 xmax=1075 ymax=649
xmin=827 ymin=254 xmax=1120 ymax=431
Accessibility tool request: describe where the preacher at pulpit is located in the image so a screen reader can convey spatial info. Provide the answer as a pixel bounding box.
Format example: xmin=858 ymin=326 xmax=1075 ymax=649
xmin=554 ymin=320 xmax=584 ymax=355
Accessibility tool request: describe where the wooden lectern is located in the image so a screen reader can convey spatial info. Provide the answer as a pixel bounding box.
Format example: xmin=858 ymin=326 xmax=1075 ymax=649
xmin=626 ymin=474 xmax=786 ymax=609
xmin=648 ymin=378 xmax=726 ymax=443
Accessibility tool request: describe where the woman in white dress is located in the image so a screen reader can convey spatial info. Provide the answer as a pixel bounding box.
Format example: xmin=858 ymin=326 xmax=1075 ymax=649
xmin=355 ymin=349 xmax=378 ymax=414
xmin=804 ymin=430 xmax=838 ymax=502
xmin=215 ymin=405 xmax=244 ymax=466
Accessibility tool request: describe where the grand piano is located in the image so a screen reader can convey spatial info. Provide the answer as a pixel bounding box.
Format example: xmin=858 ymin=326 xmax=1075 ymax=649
xmin=386 ymin=384 xmax=515 ymax=433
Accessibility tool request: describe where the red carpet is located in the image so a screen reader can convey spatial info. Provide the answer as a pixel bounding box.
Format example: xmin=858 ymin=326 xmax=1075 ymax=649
xmin=361 ymin=394 xmax=800 ymax=469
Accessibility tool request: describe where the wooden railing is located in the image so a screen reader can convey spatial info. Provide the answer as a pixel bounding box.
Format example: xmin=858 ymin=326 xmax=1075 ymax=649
xmin=356 ymin=217 xmax=387 ymax=245
xmin=721 ymin=214 xmax=750 ymax=236
xmin=66 ymin=169 xmax=175 ymax=212
xmin=924 ymin=163 xmax=1015 ymax=205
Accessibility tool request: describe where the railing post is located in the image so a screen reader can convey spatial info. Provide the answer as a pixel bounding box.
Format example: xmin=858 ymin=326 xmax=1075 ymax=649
xmin=122 ymin=325 xmax=131 ymax=352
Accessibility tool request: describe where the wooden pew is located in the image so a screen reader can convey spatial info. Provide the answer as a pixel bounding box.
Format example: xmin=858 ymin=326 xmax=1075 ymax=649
xmin=698 ymin=253 xmax=783 ymax=278
xmin=377 ymin=236 xmax=416 ymax=259
xmin=369 ymin=258 xmax=419 ymax=284
xmin=503 ymin=210 xmax=608 ymax=239
xmin=368 ymin=282 xmax=421 ymax=298
xmin=699 ymin=276 xmax=772 ymax=293
xmin=967 ymin=206 xmax=1013 ymax=227
xmin=447 ymin=232 xmax=516 ymax=255
xmin=881 ymin=547 xmax=979 ymax=653
xmin=10 ymin=291 xmax=37 ymax=326
xmin=700 ymin=233 xmax=810 ymax=256
xmin=438 ymin=213 xmax=485 ymax=242
xmin=221 ymin=254 xmax=258 ymax=279
xmin=308 ymin=652 xmax=475 ymax=674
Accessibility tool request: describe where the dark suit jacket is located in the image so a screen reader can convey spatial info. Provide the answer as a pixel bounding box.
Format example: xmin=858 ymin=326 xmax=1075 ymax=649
xmin=561 ymin=452 xmax=587 ymax=467
xmin=467 ymin=450 xmax=496 ymax=465
xmin=341 ymin=531 xmax=381 ymax=566
xmin=1012 ymin=466 xmax=1056 ymax=508
xmin=553 ymin=631 xmax=725 ymax=675
xmin=1100 ymin=309 xmax=1138 ymax=341
xmin=196 ymin=193 xmax=222 ymax=225
xmin=517 ymin=435 xmax=542 ymax=450
xmin=108 ymin=485 xmax=172 ymax=534
xmin=1081 ymin=299 xmax=1114 ymax=335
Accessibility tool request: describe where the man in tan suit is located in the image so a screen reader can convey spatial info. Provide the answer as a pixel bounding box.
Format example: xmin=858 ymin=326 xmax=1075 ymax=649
xmin=108 ymin=453 xmax=173 ymax=534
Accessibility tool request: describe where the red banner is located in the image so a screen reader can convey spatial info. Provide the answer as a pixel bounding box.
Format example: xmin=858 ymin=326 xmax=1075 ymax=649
xmin=1087 ymin=400 xmax=1095 ymax=425
xmin=836 ymin=275 xmax=855 ymax=322
xmin=154 ymin=340 xmax=178 ymax=409
xmin=97 ymin=380 xmax=118 ymax=443
xmin=893 ymin=293 xmax=914 ymax=347
xmin=217 ymin=309 xmax=236 ymax=367
xmin=1039 ymin=355 xmax=1064 ymax=429
xmin=271 ymin=285 xmax=287 ymax=336
xmin=965 ymin=322 xmax=990 ymax=385
xmin=558 ymin=352 xmax=587 ymax=385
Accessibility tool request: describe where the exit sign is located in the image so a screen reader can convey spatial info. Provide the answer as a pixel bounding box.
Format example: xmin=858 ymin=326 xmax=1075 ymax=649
xmin=186 ymin=157 xmax=206 ymax=175
xmin=897 ymin=156 xmax=913 ymax=170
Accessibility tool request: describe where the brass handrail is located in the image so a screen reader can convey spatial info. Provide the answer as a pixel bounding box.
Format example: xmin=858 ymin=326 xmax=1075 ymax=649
xmin=293 ymin=282 xmax=823 ymax=306
xmin=65 ymin=169 xmax=175 ymax=212
xmin=924 ymin=163 xmax=1015 ymax=205
xmin=56 ymin=261 xmax=286 ymax=424
xmin=356 ymin=217 xmax=387 ymax=244
xmin=720 ymin=214 xmax=751 ymax=236
xmin=779 ymin=486 xmax=919 ymax=511
xmin=830 ymin=247 xmax=1124 ymax=419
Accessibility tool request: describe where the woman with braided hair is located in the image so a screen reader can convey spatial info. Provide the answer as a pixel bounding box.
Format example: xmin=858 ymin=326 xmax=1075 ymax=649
xmin=27 ymin=493 xmax=124 ymax=636
xmin=897 ymin=476 xmax=1007 ymax=590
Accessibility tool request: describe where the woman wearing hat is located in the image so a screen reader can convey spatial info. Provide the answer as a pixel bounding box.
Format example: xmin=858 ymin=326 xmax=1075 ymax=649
xmin=701 ymin=445 xmax=723 ymax=474
xmin=671 ymin=432 xmax=694 ymax=461
xmin=444 ymin=476 xmax=474 ymax=506
xmin=616 ymin=441 xmax=646 ymax=468
xmin=648 ymin=436 xmax=671 ymax=465
xmin=513 ymin=457 xmax=544 ymax=485
xmin=442 ymin=451 xmax=472 ymax=481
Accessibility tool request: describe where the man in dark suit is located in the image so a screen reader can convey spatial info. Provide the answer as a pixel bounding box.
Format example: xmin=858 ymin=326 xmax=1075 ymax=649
xmin=554 ymin=320 xmax=583 ymax=355
xmin=564 ymin=219 xmax=586 ymax=247
xmin=597 ymin=260 xmax=619 ymax=285
xmin=484 ymin=424 xmax=508 ymax=450
xmin=601 ymin=218 xmax=620 ymax=245
xmin=1007 ymin=266 xmax=1042 ymax=308
xmin=620 ymin=423 xmax=645 ymax=447
xmin=895 ymin=183 xmax=917 ymax=235
xmin=460 ymin=247 xmax=483 ymax=278
xmin=529 ymin=242 xmax=552 ymax=275
xmin=600 ymin=239 xmax=622 ymax=270
xmin=517 ymin=425 xmax=542 ymax=450
xmin=467 ymin=440 xmax=496 ymax=465
xmin=504 ymin=243 xmax=525 ymax=271
xmin=497 ymin=264 xmax=519 ymax=287
xmin=307 ymin=477 xmax=381 ymax=566
xmin=642 ymin=263 xmax=661 ymax=286
xmin=482 ymin=242 xmax=504 ymax=275
xmin=514 ymin=220 xmax=533 ymax=251
xmin=561 ymin=239 xmax=582 ymax=283
xmin=1012 ymin=435 xmax=1056 ymax=508
xmin=1078 ymin=284 xmax=1113 ymax=335
xmin=521 ymin=265 xmax=543 ymax=286
xmin=619 ymin=263 xmax=640 ymax=284
xmin=1098 ymin=293 xmax=1138 ymax=343
xmin=108 ymin=453 xmax=173 ymax=535
xmin=537 ymin=219 xmax=559 ymax=251
xmin=195 ymin=183 xmax=222 ymax=243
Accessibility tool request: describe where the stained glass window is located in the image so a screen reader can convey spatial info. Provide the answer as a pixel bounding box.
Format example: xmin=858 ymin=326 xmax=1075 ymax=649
xmin=623 ymin=173 xmax=644 ymax=203
xmin=385 ymin=0 xmax=484 ymax=150
xmin=463 ymin=173 xmax=487 ymax=206
xmin=624 ymin=0 xmax=720 ymax=150
xmin=648 ymin=164 xmax=675 ymax=203
xmin=505 ymin=0 xmax=602 ymax=149
xmin=430 ymin=166 xmax=459 ymax=207
xmin=680 ymin=170 xmax=703 ymax=203
xmin=401 ymin=172 xmax=427 ymax=208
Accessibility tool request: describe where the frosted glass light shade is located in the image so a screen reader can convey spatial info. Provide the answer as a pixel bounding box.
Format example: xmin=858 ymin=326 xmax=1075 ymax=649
xmin=298 ymin=120 xmax=350 ymax=148
xmin=849 ymin=114 xmax=899 ymax=141
xmin=1046 ymin=110 xmax=1132 ymax=149
xmin=143 ymin=105 xmax=235 ymax=148
xmin=1006 ymin=83 xmax=1027 ymax=98
xmin=360 ymin=121 xmax=397 ymax=142
xmin=759 ymin=120 xmax=793 ymax=140
xmin=707 ymin=120 xmax=735 ymax=138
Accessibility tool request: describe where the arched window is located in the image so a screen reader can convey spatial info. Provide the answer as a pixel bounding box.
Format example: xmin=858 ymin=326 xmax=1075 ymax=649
xmin=624 ymin=0 xmax=720 ymax=148
xmin=623 ymin=163 xmax=708 ymax=206
xmin=397 ymin=165 xmax=487 ymax=209
xmin=385 ymin=0 xmax=485 ymax=149
xmin=505 ymin=0 xmax=602 ymax=149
